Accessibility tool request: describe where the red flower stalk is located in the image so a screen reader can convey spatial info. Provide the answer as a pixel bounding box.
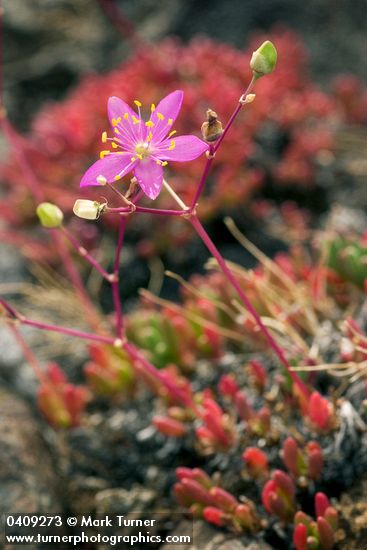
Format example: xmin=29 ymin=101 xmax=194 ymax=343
xmin=218 ymin=374 xmax=239 ymax=400
xmin=293 ymin=494 xmax=338 ymax=550
xmin=153 ymin=415 xmax=188 ymax=437
xmin=234 ymin=503 xmax=258 ymax=531
xmin=175 ymin=467 xmax=212 ymax=489
xmin=246 ymin=359 xmax=267 ymax=392
xmin=203 ymin=506 xmax=227 ymax=527
xmin=209 ymin=487 xmax=238 ymax=513
xmin=317 ymin=517 xmax=335 ymax=550
xmin=262 ymin=470 xmax=295 ymax=522
xmin=196 ymin=397 xmax=236 ymax=450
xmin=179 ymin=479 xmax=213 ymax=507
xmin=307 ymin=392 xmax=334 ymax=432
xmin=84 ymin=344 xmax=135 ymax=395
xmin=315 ymin=492 xmax=330 ymax=519
xmin=242 ymin=447 xmax=269 ymax=478
xmin=235 ymin=391 xmax=255 ymax=421
xmin=37 ymin=363 xmax=89 ymax=428
xmin=283 ymin=437 xmax=323 ymax=481
xmin=293 ymin=523 xmax=308 ymax=550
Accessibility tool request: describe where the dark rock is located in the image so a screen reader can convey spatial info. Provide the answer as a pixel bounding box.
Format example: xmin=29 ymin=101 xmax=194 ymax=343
xmin=0 ymin=387 xmax=62 ymax=513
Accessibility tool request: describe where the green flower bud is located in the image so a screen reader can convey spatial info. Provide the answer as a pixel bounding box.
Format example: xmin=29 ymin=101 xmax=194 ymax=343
xmin=36 ymin=202 xmax=64 ymax=228
xmin=73 ymin=199 xmax=106 ymax=220
xmin=250 ymin=40 xmax=277 ymax=78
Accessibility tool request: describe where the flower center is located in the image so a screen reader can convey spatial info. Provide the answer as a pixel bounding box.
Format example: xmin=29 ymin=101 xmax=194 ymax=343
xmin=135 ymin=142 xmax=150 ymax=159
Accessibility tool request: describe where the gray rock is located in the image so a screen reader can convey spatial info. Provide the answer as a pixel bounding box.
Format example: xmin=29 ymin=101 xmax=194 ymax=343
xmin=161 ymin=520 xmax=272 ymax=550
xmin=0 ymin=387 xmax=62 ymax=513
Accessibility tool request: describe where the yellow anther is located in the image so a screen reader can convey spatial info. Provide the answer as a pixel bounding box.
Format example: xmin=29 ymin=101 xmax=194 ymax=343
xmin=97 ymin=175 xmax=107 ymax=185
xmin=136 ymin=153 xmax=143 ymax=160
xmin=156 ymin=160 xmax=162 ymax=165
xmin=123 ymin=113 xmax=129 ymax=120
xmin=151 ymin=103 xmax=156 ymax=113
xmin=168 ymin=130 xmax=177 ymax=137
xmin=114 ymin=128 xmax=120 ymax=135
xmin=101 ymin=131 xmax=107 ymax=143
xmin=147 ymin=131 xmax=153 ymax=142
xmin=111 ymin=142 xmax=118 ymax=149
xmin=112 ymin=117 xmax=121 ymax=127
xmin=130 ymin=157 xmax=136 ymax=162
xmin=168 ymin=118 xmax=173 ymax=125
xmin=161 ymin=161 xmax=168 ymax=167
xmin=100 ymin=150 xmax=110 ymax=159
xmin=114 ymin=175 xmax=122 ymax=181
xmin=168 ymin=139 xmax=175 ymax=150
xmin=132 ymin=115 xmax=140 ymax=125
xmin=134 ymin=100 xmax=142 ymax=108
xmin=145 ymin=120 xmax=154 ymax=128
xmin=157 ymin=112 xmax=164 ymax=121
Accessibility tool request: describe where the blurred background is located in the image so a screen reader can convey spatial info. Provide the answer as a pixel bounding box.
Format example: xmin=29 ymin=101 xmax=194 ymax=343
xmin=3 ymin=0 xmax=367 ymax=126
xmin=2 ymin=0 xmax=367 ymax=306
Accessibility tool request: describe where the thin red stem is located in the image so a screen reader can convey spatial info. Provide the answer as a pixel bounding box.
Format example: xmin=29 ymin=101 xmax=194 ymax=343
xmin=106 ymin=205 xmax=187 ymax=216
xmin=8 ymin=324 xmax=48 ymax=384
xmin=0 ymin=298 xmax=116 ymax=345
xmin=189 ymin=146 xmax=215 ymax=211
xmin=124 ymin=341 xmax=198 ymax=411
xmin=112 ymin=216 xmax=126 ymax=338
xmin=213 ymin=76 xmax=256 ymax=153
xmin=61 ymin=226 xmax=111 ymax=281
xmin=189 ymin=77 xmax=256 ymax=210
xmin=97 ymin=0 xmax=144 ymax=49
xmin=189 ymin=215 xmax=310 ymax=399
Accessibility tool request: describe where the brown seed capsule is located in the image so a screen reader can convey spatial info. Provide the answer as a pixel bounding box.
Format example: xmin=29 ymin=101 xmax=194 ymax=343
xmin=201 ymin=109 xmax=223 ymax=142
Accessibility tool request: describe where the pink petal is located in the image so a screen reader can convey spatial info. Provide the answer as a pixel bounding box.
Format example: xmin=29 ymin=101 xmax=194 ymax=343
xmin=149 ymin=90 xmax=184 ymax=143
xmin=80 ymin=153 xmax=135 ymax=187
xmin=155 ymin=135 xmax=209 ymax=162
xmin=133 ymin=158 xmax=163 ymax=200
xmin=107 ymin=96 xmax=144 ymax=148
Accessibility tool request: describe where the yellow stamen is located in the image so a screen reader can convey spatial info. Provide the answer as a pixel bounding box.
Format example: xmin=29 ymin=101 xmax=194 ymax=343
xmin=147 ymin=131 xmax=153 ymax=142
xmin=168 ymin=118 xmax=173 ymax=125
xmin=97 ymin=175 xmax=107 ymax=185
xmin=112 ymin=117 xmax=121 ymax=127
xmin=157 ymin=112 xmax=164 ymax=121
xmin=151 ymin=103 xmax=156 ymax=113
xmin=145 ymin=120 xmax=154 ymax=128
xmin=114 ymin=128 xmax=120 ymax=135
xmin=100 ymin=150 xmax=110 ymax=159
xmin=161 ymin=161 xmax=168 ymax=167
xmin=168 ymin=139 xmax=175 ymax=150
xmin=123 ymin=113 xmax=129 ymax=120
xmin=134 ymin=100 xmax=142 ymax=108
xmin=131 ymin=157 xmax=136 ymax=162
xmin=136 ymin=153 xmax=143 ymax=160
xmin=114 ymin=175 xmax=122 ymax=181
xmin=101 ymin=131 xmax=107 ymax=143
xmin=111 ymin=142 xmax=119 ymax=149
xmin=156 ymin=160 xmax=162 ymax=166
xmin=132 ymin=115 xmax=140 ymax=125
xmin=168 ymin=130 xmax=177 ymax=137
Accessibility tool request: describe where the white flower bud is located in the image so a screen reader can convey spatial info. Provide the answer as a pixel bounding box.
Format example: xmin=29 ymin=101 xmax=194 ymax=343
xmin=73 ymin=199 xmax=105 ymax=220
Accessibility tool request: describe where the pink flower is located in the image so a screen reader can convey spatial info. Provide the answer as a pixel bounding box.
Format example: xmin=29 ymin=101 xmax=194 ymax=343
xmin=80 ymin=90 xmax=209 ymax=199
